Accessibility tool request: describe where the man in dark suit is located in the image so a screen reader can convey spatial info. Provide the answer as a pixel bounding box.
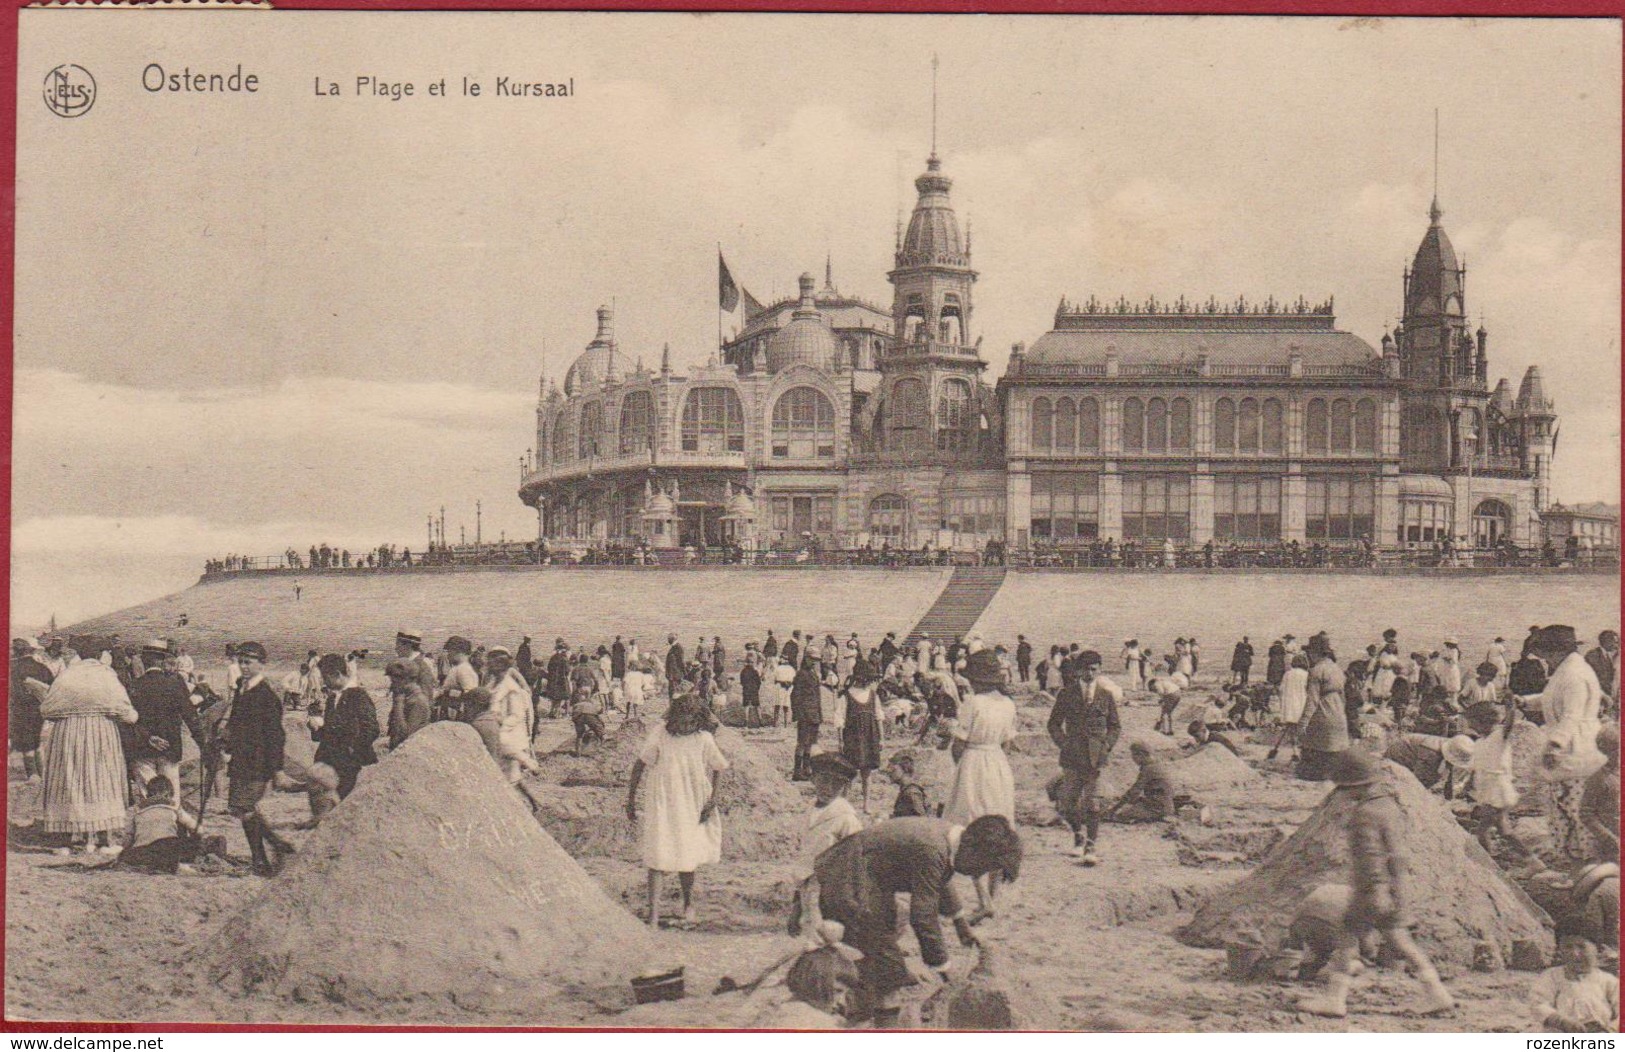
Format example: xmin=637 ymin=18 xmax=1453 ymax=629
xmin=125 ymin=639 xmax=203 ymax=805
xmin=1230 ymin=636 xmax=1255 ymax=686
xmin=226 ymin=641 xmax=292 ymax=875
xmin=1047 ymin=650 xmax=1122 ymax=866
xmin=309 ymin=653 xmax=380 ymax=800
xmin=611 ymin=635 xmax=627 ymax=682
xmin=546 ymin=639 xmax=571 ymax=716
xmin=664 ymin=634 xmax=686 ymax=697
xmin=1586 ymin=630 xmax=1619 ymax=712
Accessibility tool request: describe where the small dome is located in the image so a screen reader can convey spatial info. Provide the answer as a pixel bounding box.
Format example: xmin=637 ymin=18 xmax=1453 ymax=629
xmin=765 ymin=274 xmax=837 ymax=373
xmin=899 ymin=155 xmax=966 ymax=267
xmin=724 ymin=489 xmax=756 ymax=520
xmin=564 ymin=306 xmax=631 ymax=392
xmin=643 ymin=491 xmax=675 ymax=518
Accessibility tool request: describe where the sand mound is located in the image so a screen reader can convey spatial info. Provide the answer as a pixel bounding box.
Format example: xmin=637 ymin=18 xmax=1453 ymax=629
xmin=531 ymin=724 xmax=807 ymax=864
xmin=195 ymin=722 xmax=655 ymax=1012
xmin=921 ymin=946 xmax=1059 ymax=1030
xmin=1164 ymin=742 xmax=1260 ymax=794
xmin=1180 ymin=758 xmax=1551 ymax=969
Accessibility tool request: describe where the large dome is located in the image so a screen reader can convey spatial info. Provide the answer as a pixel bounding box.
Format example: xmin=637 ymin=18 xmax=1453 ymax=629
xmin=564 ymin=306 xmax=631 ymax=392
xmin=765 ymin=273 xmax=837 ymax=373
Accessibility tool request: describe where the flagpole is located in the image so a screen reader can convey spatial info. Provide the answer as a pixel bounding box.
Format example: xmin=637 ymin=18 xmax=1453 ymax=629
xmin=716 ymin=242 xmax=723 ymax=356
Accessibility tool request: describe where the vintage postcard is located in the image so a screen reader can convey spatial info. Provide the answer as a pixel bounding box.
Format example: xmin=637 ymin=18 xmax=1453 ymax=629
xmin=7 ymin=8 xmax=1622 ymax=1035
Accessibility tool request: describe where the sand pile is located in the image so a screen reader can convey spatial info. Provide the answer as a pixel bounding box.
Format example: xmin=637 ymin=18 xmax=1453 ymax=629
xmin=921 ymin=945 xmax=1059 ymax=1030
xmin=1163 ymin=742 xmax=1260 ymax=795
xmin=1180 ymin=759 xmax=1551 ymax=969
xmin=531 ymin=724 xmax=807 ymax=864
xmin=195 ymin=722 xmax=656 ymax=1013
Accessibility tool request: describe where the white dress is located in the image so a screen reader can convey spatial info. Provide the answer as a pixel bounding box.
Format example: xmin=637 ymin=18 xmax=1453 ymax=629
xmin=1279 ymin=667 xmax=1310 ymax=724
xmin=944 ymin=690 xmax=1017 ymax=825
xmin=638 ymin=726 xmax=729 ymax=872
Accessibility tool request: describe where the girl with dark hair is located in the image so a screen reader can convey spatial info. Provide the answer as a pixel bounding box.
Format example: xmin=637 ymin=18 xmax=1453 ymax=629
xmin=626 ymin=694 xmax=728 ymax=929
xmin=840 ymin=660 xmax=884 ymax=812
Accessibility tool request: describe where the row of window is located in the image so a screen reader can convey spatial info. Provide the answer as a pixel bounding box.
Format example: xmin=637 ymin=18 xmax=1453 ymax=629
xmin=1027 ymin=472 xmax=1378 ymax=544
xmin=549 ymin=381 xmax=981 ymax=464
xmin=1027 ymin=396 xmax=1382 ymax=456
xmin=551 ymin=386 xmax=838 ymax=461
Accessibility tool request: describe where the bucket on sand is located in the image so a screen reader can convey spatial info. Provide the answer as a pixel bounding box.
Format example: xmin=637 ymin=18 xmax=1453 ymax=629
xmin=632 ymin=966 xmax=685 ymax=1004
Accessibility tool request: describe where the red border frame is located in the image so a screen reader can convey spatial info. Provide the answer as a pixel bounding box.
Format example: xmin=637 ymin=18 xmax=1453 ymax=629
xmin=1 ymin=0 xmax=1620 ymax=1034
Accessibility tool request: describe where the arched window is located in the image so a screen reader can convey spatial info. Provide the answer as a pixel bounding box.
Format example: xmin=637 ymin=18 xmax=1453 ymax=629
xmin=618 ymin=390 xmax=653 ymax=455
xmin=1170 ymin=397 xmax=1192 ymax=452
xmin=681 ymin=387 xmax=744 ymax=453
xmin=551 ymin=410 xmax=574 ymax=463
xmin=902 ymin=297 xmax=928 ymax=344
xmin=1238 ymin=398 xmax=1261 ymax=454
xmin=771 ymin=386 xmax=836 ymax=459
xmin=868 ymin=494 xmax=908 ymax=540
xmin=1354 ymin=398 xmax=1377 ymax=454
xmin=937 ymin=379 xmax=975 ymax=452
xmin=1079 ymin=398 xmax=1101 ymax=451
xmin=1262 ymin=399 xmax=1285 ymax=455
xmin=1306 ymin=399 xmax=1329 ymax=454
xmin=1031 ymin=397 xmax=1053 ymax=451
xmin=1330 ymin=399 xmax=1354 ymax=454
xmin=940 ymin=295 xmax=965 ymax=345
xmin=1146 ymin=398 xmax=1169 ymax=454
xmin=890 ymin=377 xmax=928 ymax=451
xmin=1214 ymin=398 xmax=1236 ymax=454
xmin=1123 ymin=398 xmax=1145 ymax=453
xmin=1055 ymin=397 xmax=1077 ymax=452
xmin=577 ymin=401 xmax=604 ymax=459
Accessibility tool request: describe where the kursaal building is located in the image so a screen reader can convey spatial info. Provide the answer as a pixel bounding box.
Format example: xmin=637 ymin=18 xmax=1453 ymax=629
xmin=519 ymin=149 xmax=1556 ymax=554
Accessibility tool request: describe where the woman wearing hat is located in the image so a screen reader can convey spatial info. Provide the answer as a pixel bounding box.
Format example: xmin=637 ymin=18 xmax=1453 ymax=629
xmin=1528 ymin=625 xmax=1607 ymax=863
xmin=37 ymin=636 xmax=139 ymax=855
xmin=840 ymin=659 xmax=884 ymax=812
xmin=945 ymin=646 xmax=1018 ymax=922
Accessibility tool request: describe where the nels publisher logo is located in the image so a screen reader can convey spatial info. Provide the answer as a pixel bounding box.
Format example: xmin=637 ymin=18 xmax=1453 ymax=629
xmin=43 ymin=64 xmax=96 ymax=118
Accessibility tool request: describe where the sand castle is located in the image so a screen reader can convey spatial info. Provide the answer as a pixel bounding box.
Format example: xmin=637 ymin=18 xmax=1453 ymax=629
xmin=196 ymin=722 xmax=655 ymax=1013
xmin=1180 ymin=759 xmax=1552 ymax=969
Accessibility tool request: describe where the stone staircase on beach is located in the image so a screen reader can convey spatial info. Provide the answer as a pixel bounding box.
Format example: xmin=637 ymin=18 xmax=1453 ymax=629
xmin=904 ymin=565 xmax=1008 ymax=647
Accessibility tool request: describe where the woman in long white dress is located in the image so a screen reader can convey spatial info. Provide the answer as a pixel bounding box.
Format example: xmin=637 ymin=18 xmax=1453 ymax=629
xmin=626 ymin=694 xmax=729 ymax=928
xmin=945 ymin=649 xmax=1017 ymax=921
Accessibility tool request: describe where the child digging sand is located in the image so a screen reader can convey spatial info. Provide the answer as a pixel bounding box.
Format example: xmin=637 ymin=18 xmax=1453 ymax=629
xmin=118 ymin=776 xmax=201 ymax=874
xmin=885 ymin=750 xmax=932 ymax=818
xmin=1299 ymin=748 xmax=1454 ymax=1019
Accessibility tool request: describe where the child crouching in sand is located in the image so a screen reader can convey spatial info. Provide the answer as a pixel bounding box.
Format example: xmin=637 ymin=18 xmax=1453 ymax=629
xmin=118 ymin=776 xmax=201 ymax=874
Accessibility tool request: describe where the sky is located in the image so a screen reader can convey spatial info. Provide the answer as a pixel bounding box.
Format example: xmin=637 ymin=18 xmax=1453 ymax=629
xmin=12 ymin=11 xmax=1621 ymax=627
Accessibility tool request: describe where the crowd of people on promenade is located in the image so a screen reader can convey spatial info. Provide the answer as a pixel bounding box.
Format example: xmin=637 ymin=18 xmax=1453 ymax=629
xmin=8 ymin=609 xmax=1620 ymax=1030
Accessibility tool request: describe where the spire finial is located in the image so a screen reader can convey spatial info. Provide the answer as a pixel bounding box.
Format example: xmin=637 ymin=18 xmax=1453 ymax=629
xmin=930 ymin=53 xmax=939 ymax=162
xmin=825 ymin=251 xmax=834 ymax=292
xmin=1429 ymin=108 xmax=1442 ymax=225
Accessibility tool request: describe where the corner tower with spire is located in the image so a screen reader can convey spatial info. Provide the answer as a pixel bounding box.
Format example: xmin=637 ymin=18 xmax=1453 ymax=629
xmin=879 ymin=56 xmax=994 ymax=462
xmin=1390 ymin=117 xmax=1556 ymax=548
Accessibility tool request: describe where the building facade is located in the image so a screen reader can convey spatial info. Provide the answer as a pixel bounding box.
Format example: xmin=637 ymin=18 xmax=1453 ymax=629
xmin=518 ymin=152 xmax=1003 ymax=551
xmin=1543 ymin=502 xmax=1620 ymax=552
xmin=519 ymin=157 xmax=1557 ymax=553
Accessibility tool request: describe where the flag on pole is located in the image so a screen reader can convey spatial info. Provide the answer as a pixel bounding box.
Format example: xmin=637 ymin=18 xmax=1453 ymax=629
xmin=719 ymin=251 xmax=740 ymax=312
xmin=742 ymin=286 xmax=764 ymax=320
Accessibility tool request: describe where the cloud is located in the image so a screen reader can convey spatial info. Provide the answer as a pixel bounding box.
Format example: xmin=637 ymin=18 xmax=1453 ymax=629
xmin=11 ymin=368 xmax=541 ymax=543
